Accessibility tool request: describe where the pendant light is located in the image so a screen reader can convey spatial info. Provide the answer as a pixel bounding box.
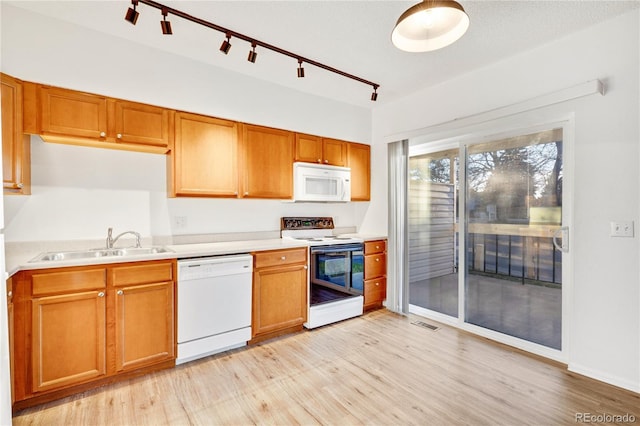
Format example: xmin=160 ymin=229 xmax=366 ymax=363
xmin=392 ymin=0 xmax=469 ymax=52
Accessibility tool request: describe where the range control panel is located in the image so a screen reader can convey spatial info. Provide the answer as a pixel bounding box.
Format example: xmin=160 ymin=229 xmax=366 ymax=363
xmin=281 ymin=217 xmax=334 ymax=230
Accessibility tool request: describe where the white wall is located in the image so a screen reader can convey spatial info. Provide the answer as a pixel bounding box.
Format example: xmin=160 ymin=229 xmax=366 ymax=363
xmin=370 ymin=10 xmax=640 ymax=392
xmin=0 ymin=4 xmax=372 ymax=242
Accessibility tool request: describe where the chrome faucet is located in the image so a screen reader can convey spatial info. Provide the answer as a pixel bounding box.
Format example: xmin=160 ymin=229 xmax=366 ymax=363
xmin=106 ymin=227 xmax=142 ymax=249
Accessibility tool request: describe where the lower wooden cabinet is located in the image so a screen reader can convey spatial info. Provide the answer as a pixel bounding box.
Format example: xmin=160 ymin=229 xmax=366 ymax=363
xmin=31 ymin=290 xmax=107 ymax=393
xmin=251 ymin=248 xmax=308 ymax=341
xmin=11 ymin=260 xmax=176 ymax=409
xmin=364 ymin=240 xmax=387 ymax=310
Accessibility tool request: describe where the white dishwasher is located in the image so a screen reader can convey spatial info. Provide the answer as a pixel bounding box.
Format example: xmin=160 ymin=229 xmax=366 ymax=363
xmin=177 ymin=254 xmax=253 ymax=365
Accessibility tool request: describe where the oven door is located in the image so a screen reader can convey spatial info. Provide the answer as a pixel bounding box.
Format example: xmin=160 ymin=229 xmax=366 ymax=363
xmin=311 ymin=244 xmax=363 ymax=294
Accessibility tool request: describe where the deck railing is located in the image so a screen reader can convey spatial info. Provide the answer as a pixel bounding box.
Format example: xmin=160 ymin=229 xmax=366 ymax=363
xmin=466 ymin=223 xmax=562 ymax=286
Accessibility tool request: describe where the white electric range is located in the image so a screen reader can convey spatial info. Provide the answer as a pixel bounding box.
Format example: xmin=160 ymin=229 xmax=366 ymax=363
xmin=281 ymin=217 xmax=364 ymax=329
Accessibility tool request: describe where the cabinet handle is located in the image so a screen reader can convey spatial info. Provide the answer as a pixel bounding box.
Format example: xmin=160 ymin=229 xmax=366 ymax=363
xmin=303 ymin=265 xmax=308 ymax=270
xmin=117 ymin=290 xmax=124 ymax=295
xmin=7 ymin=291 xmax=12 ymax=298
xmin=99 ymin=132 xmax=106 ymax=138
xmin=244 ymin=192 xmax=249 ymax=196
xmin=324 ymin=159 xmax=329 ymax=164
xmin=117 ymin=133 xmax=122 ymax=139
xmin=16 ymin=183 xmax=23 ymax=189
xmin=317 ymin=159 xmax=322 ymax=163
xmin=375 ymin=282 xmax=380 ymax=286
xmin=281 ymin=256 xmax=286 ymax=261
xmin=98 ymin=292 xmax=105 ymax=297
xmin=376 ymin=258 xmax=380 ymax=262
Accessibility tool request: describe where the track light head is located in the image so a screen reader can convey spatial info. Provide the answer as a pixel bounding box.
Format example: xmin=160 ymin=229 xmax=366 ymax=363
xmin=247 ymin=42 xmax=257 ymax=63
xmin=220 ymin=33 xmax=232 ymax=54
xmin=371 ymin=86 xmax=378 ymax=102
xmin=297 ymin=60 xmax=305 ymax=78
xmin=125 ymin=0 xmax=139 ymax=25
xmin=160 ymin=7 xmax=172 ymax=35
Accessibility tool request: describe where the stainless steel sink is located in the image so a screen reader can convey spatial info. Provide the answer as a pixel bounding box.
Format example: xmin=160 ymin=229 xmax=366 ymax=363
xmin=29 ymin=246 xmax=174 ymax=262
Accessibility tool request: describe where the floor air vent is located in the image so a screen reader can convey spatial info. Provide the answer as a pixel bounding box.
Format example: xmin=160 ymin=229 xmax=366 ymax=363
xmin=411 ymin=320 xmax=439 ymax=331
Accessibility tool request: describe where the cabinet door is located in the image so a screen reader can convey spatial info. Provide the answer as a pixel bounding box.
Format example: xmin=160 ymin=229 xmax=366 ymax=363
xmin=294 ymin=133 xmax=323 ymax=164
xmin=241 ymin=124 xmax=293 ymax=199
xmin=322 ymin=138 xmax=347 ymax=166
xmin=114 ymin=281 xmax=175 ymax=372
xmin=7 ymin=280 xmax=14 ymax=403
xmin=173 ymin=112 xmax=239 ymax=197
xmin=113 ymin=100 xmax=171 ymax=148
xmin=1 ymin=73 xmax=30 ymax=194
xmin=347 ymin=142 xmax=371 ymax=201
xmin=252 ymin=264 xmax=307 ymax=337
xmin=31 ymin=291 xmax=106 ymax=392
xmin=39 ymin=86 xmax=108 ymax=140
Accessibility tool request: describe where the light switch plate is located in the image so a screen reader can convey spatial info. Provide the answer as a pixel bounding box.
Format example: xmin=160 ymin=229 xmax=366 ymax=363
xmin=610 ymin=221 xmax=634 ymax=237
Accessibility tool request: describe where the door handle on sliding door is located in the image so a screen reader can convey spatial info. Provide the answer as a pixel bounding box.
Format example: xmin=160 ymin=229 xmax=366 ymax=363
xmin=553 ymin=227 xmax=569 ymax=253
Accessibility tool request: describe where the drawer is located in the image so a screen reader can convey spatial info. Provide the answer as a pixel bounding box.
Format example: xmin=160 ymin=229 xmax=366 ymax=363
xmin=254 ymin=248 xmax=307 ymax=269
xmin=111 ymin=261 xmax=174 ymax=287
xmin=32 ymin=268 xmax=106 ymax=296
xmin=364 ymin=277 xmax=386 ymax=304
xmin=364 ymin=253 xmax=386 ymax=279
xmin=365 ymin=240 xmax=386 ymax=255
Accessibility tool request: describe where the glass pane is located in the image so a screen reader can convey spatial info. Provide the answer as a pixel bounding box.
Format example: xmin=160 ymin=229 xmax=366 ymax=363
xmin=306 ymin=177 xmax=337 ymax=196
xmin=465 ymin=128 xmax=563 ymax=349
xmin=315 ymin=253 xmax=349 ymax=289
xmin=408 ymin=149 xmax=459 ymax=317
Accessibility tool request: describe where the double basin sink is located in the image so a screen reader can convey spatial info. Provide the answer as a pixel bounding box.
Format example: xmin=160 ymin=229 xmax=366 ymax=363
xmin=29 ymin=246 xmax=174 ymax=263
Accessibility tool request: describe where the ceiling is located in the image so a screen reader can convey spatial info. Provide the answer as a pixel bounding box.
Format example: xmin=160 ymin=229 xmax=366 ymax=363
xmin=6 ymin=0 xmax=640 ymax=108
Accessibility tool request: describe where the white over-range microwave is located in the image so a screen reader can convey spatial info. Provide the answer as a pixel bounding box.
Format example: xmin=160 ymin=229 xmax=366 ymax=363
xmin=293 ymin=162 xmax=351 ymax=202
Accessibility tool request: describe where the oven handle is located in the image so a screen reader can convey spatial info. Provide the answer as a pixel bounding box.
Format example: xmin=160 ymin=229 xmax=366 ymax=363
xmin=311 ymin=244 xmax=363 ymax=254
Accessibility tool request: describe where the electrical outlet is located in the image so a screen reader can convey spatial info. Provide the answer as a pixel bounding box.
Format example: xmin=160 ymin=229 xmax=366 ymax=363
xmin=173 ymin=216 xmax=187 ymax=229
xmin=610 ymin=221 xmax=634 ymax=237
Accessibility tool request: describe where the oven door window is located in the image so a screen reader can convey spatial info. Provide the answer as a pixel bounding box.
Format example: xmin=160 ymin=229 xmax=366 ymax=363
xmin=315 ymin=252 xmax=349 ymax=290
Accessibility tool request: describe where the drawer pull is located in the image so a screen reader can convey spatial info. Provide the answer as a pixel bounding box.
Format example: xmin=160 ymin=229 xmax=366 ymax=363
xmin=281 ymin=256 xmax=286 ymax=261
xmin=375 ymin=245 xmax=380 ymax=249
xmin=375 ymin=282 xmax=380 ymax=286
xmin=376 ymin=258 xmax=380 ymax=262
xmin=98 ymin=292 xmax=105 ymax=298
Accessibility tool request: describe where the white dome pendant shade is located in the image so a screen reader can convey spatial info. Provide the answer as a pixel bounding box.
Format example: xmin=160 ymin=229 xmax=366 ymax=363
xmin=392 ymin=0 xmax=469 ymax=52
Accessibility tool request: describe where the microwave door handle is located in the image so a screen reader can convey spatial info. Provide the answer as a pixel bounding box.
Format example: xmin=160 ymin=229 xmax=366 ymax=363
xmin=341 ymin=178 xmax=346 ymax=200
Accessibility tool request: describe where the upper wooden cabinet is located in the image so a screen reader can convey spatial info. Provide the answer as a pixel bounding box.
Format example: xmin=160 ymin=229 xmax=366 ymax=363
xmin=1 ymin=73 xmax=31 ymax=195
xmin=25 ymin=84 xmax=173 ymax=154
xmin=241 ymin=124 xmax=294 ymax=199
xmin=170 ymin=112 xmax=239 ymax=197
xmin=110 ymin=99 xmax=171 ymax=148
xmin=294 ymin=133 xmax=346 ymax=166
xmin=347 ymin=142 xmax=371 ymax=201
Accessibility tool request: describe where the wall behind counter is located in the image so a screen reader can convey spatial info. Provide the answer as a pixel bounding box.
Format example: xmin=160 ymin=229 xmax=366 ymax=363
xmin=1 ymin=4 xmax=371 ymax=243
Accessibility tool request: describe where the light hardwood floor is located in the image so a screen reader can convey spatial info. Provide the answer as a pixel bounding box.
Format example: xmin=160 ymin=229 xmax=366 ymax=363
xmin=13 ymin=309 xmax=640 ymax=425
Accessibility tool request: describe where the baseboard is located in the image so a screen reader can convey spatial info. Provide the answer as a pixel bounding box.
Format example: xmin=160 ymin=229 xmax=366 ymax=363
xmin=568 ymin=363 xmax=640 ymax=394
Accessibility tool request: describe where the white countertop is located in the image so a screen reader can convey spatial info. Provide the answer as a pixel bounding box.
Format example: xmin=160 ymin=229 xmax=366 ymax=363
xmin=5 ymin=239 xmax=308 ymax=277
xmin=6 ymin=235 xmax=387 ymax=278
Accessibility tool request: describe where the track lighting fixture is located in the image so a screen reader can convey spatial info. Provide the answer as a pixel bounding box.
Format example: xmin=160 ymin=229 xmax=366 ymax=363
xmin=247 ymin=42 xmax=257 ymax=63
xmin=125 ymin=0 xmax=380 ymax=101
xmin=220 ymin=32 xmax=232 ymax=54
xmin=160 ymin=7 xmax=172 ymax=35
xmin=124 ymin=0 xmax=139 ymax=25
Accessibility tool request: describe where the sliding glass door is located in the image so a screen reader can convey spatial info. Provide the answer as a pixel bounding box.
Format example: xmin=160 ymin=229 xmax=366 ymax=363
xmin=408 ymin=149 xmax=459 ymax=317
xmin=408 ymin=126 xmax=565 ymax=351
